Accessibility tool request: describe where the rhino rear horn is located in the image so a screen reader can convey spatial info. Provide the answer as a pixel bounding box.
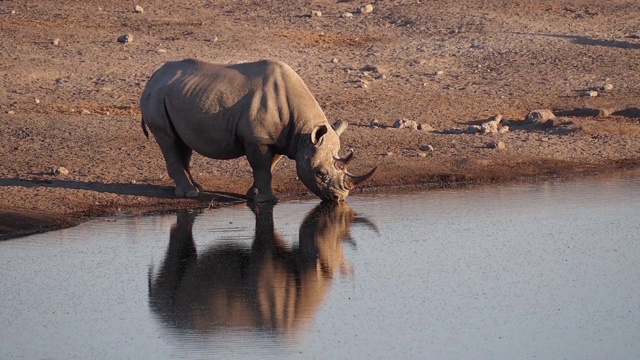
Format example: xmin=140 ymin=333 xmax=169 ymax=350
xmin=345 ymin=167 xmax=377 ymax=189
xmin=333 ymin=151 xmax=354 ymax=169
xmin=332 ymin=120 xmax=348 ymax=137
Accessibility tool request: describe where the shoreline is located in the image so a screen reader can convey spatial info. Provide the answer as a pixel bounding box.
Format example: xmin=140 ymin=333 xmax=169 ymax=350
xmin=3 ymin=162 xmax=638 ymax=241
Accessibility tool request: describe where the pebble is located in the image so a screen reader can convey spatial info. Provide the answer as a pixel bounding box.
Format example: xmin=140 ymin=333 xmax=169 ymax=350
xmin=7 ymin=110 xmax=15 ymax=115
xmin=370 ymin=119 xmax=380 ymax=128
xmin=52 ymin=166 xmax=69 ymax=176
xmin=487 ymin=141 xmax=506 ymax=150
xmin=51 ymin=38 xmax=60 ymax=46
xmin=134 ymin=5 xmax=144 ymax=13
xmin=385 ymin=152 xmax=394 ymax=156
xmin=588 ymin=90 xmax=598 ymax=97
xmin=117 ymin=34 xmax=133 ymax=44
xmin=525 ymin=109 xmax=555 ymax=124
xmin=81 ymin=109 xmax=90 ymax=115
xmin=419 ymin=144 xmax=434 ymax=152
xmin=341 ymin=12 xmax=353 ymax=18
xmin=157 ymin=48 xmax=167 ymax=54
xmin=436 ymin=70 xmax=444 ymax=76
xmin=35 ymin=99 xmax=40 ymax=104
xmin=331 ymin=57 xmax=339 ymax=63
xmin=393 ymin=118 xmax=419 ymax=130
xmin=417 ymin=152 xmax=427 ymax=157
xmin=418 ymin=123 xmax=433 ymax=131
xmin=311 ymin=10 xmax=322 ymax=17
xmin=358 ymin=4 xmax=374 ymax=14
xmin=603 ymin=83 xmax=614 ymax=91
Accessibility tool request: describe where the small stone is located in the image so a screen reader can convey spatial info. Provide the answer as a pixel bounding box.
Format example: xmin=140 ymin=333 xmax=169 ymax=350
xmin=311 ymin=10 xmax=322 ymax=17
xmin=340 ymin=12 xmax=353 ymax=18
xmin=358 ymin=4 xmax=374 ymax=14
xmin=331 ymin=57 xmax=339 ymax=63
xmin=157 ymin=48 xmax=167 ymax=54
xmin=417 ymin=152 xmax=427 ymax=157
xmin=588 ymin=90 xmax=598 ymax=97
xmin=81 ymin=109 xmax=91 ymax=115
xmin=117 ymin=34 xmax=133 ymax=44
xmin=487 ymin=141 xmax=506 ymax=150
xmin=419 ymin=144 xmax=434 ymax=152
xmin=603 ymin=84 xmax=614 ymax=91
xmin=525 ymin=109 xmax=555 ymax=124
xmin=52 ymin=166 xmax=69 ymax=176
xmin=35 ymin=99 xmax=40 ymax=104
xmin=51 ymin=38 xmax=60 ymax=46
xmin=11 ymin=10 xmax=16 ymax=15
xmin=436 ymin=70 xmax=444 ymax=76
xmin=134 ymin=5 xmax=144 ymax=13
xmin=370 ymin=119 xmax=380 ymax=128
xmin=498 ymin=126 xmax=510 ymax=134
xmin=393 ymin=118 xmax=419 ymax=130
xmin=418 ymin=123 xmax=433 ymax=131
xmin=385 ymin=152 xmax=394 ymax=156
xmin=7 ymin=110 xmax=15 ymax=115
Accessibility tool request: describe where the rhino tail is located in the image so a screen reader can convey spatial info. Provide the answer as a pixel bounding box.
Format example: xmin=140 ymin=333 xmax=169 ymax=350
xmin=141 ymin=117 xmax=149 ymax=139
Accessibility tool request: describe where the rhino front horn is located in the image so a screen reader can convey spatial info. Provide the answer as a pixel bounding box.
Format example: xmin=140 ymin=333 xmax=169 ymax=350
xmin=345 ymin=167 xmax=377 ymax=189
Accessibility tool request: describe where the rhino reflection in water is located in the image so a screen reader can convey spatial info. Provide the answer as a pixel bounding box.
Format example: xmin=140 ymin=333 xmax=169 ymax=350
xmin=148 ymin=201 xmax=376 ymax=336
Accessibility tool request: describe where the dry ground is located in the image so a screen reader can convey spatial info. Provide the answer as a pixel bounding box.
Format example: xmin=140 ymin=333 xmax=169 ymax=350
xmin=1 ymin=0 xmax=639 ymax=239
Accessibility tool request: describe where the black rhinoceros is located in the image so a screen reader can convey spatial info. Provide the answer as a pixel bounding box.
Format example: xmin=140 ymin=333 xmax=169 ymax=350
xmin=140 ymin=59 xmax=375 ymax=202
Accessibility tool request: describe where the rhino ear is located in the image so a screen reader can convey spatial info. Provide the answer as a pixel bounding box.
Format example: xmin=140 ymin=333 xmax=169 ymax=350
xmin=311 ymin=124 xmax=328 ymax=145
xmin=332 ymin=120 xmax=348 ymax=137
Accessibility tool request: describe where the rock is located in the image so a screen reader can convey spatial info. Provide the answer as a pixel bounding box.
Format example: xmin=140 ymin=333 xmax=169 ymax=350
xmin=340 ymin=12 xmax=353 ymax=18
xmin=370 ymin=119 xmax=380 ymax=128
xmin=602 ymin=83 xmax=614 ymax=91
xmin=498 ymin=126 xmax=510 ymax=134
xmin=393 ymin=118 xmax=419 ymax=130
xmin=81 ymin=109 xmax=91 ymax=115
xmin=35 ymin=99 xmax=40 ymax=104
xmin=525 ymin=109 xmax=555 ymax=124
xmin=476 ymin=115 xmax=502 ymax=134
xmin=487 ymin=141 xmax=506 ymax=150
xmin=51 ymin=166 xmax=69 ymax=176
xmin=51 ymin=38 xmax=60 ymax=46
xmin=443 ymin=127 xmax=464 ymax=134
xmin=588 ymin=90 xmax=598 ymax=97
xmin=418 ymin=123 xmax=433 ymax=131
xmin=419 ymin=144 xmax=434 ymax=152
xmin=157 ymin=48 xmax=167 ymax=54
xmin=385 ymin=152 xmax=394 ymax=156
xmin=357 ymin=4 xmax=374 ymax=14
xmin=7 ymin=110 xmax=15 ymax=115
xmin=134 ymin=5 xmax=144 ymax=13
xmin=417 ymin=152 xmax=427 ymax=158
xmin=331 ymin=57 xmax=339 ymax=63
xmin=117 ymin=34 xmax=133 ymax=44
xmin=311 ymin=10 xmax=322 ymax=17
xmin=361 ymin=64 xmax=388 ymax=76
xmin=436 ymin=70 xmax=444 ymax=76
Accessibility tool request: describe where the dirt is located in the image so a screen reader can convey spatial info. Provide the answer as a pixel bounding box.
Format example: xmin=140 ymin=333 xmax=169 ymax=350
xmin=1 ymin=0 xmax=639 ymax=240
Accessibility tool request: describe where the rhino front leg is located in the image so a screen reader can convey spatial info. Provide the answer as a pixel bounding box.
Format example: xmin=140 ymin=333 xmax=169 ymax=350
xmin=245 ymin=144 xmax=278 ymax=203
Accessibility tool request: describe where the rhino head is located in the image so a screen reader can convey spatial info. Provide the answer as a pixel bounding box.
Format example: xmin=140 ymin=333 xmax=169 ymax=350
xmin=296 ymin=121 xmax=376 ymax=201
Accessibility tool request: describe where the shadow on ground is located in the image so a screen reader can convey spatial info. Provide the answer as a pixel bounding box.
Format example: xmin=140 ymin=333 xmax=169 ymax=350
xmin=0 ymin=178 xmax=246 ymax=203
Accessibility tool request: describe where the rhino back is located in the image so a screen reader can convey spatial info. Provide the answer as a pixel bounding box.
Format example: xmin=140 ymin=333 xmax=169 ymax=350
xmin=142 ymin=59 xmax=326 ymax=159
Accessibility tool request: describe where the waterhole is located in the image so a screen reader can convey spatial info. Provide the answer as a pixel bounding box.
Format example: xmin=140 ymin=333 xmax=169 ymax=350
xmin=1 ymin=174 xmax=640 ymax=359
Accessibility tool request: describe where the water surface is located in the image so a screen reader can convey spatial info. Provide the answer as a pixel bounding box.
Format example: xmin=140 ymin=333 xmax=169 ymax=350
xmin=1 ymin=175 xmax=640 ymax=359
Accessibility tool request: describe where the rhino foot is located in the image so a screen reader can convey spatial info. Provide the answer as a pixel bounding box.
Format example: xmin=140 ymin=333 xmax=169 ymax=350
xmin=246 ymin=187 xmax=278 ymax=203
xmin=175 ymin=187 xmax=199 ymax=198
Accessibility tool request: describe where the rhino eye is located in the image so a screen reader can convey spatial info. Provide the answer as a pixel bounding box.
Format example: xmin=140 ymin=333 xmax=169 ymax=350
xmin=316 ymin=169 xmax=330 ymax=182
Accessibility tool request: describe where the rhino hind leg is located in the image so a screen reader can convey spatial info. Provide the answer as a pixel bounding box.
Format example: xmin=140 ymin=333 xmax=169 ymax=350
xmin=157 ymin=136 xmax=201 ymax=198
xmin=177 ymin=143 xmax=204 ymax=193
